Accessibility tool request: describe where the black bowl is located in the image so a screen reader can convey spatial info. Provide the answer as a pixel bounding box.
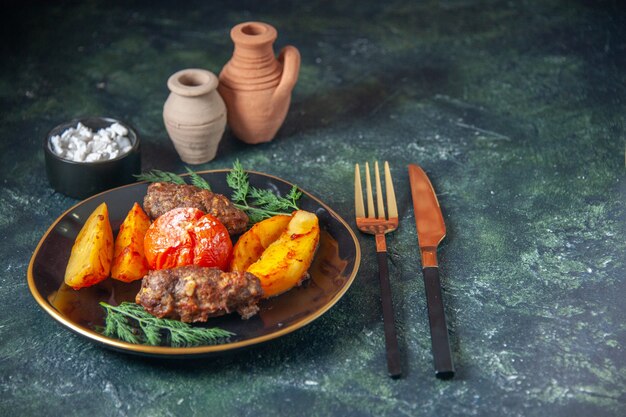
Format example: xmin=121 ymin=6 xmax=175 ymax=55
xmin=44 ymin=117 xmax=141 ymax=199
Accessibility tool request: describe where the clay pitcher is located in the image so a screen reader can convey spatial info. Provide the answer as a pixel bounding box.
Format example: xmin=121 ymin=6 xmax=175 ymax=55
xmin=163 ymin=68 xmax=227 ymax=164
xmin=218 ymin=21 xmax=300 ymax=144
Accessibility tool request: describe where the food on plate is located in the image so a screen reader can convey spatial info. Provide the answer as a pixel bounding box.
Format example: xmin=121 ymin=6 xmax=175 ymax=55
xmin=143 ymin=182 xmax=248 ymax=235
xmin=143 ymin=207 xmax=232 ymax=271
xmin=111 ymin=202 xmax=151 ymax=283
xmin=135 ymin=265 xmax=263 ymax=321
xmin=55 ymin=164 xmax=325 ymax=346
xmin=64 ymin=202 xmax=114 ymax=289
xmin=247 ymin=210 xmax=320 ymax=298
xmin=230 ymin=214 xmax=291 ymax=273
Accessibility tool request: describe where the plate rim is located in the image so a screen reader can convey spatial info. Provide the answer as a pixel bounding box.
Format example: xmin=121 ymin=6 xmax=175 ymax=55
xmin=27 ymin=169 xmax=361 ymax=356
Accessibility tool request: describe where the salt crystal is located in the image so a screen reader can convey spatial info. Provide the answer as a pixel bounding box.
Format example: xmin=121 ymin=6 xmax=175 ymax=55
xmin=61 ymin=129 xmax=73 ymax=139
xmin=97 ymin=129 xmax=112 ymax=140
xmin=77 ymin=131 xmax=91 ymax=141
xmin=110 ymin=122 xmax=128 ymax=136
xmin=115 ymin=136 xmax=131 ymax=149
xmin=50 ymin=135 xmax=64 ymax=155
xmin=85 ymin=153 xmax=100 ymax=162
xmin=91 ymin=139 xmax=107 ymax=153
xmin=74 ymin=149 xmax=86 ymax=162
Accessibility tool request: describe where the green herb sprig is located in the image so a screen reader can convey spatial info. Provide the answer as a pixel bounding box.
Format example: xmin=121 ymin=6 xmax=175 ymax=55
xmin=134 ymin=167 xmax=212 ymax=191
xmin=134 ymin=169 xmax=186 ymax=185
xmin=135 ymin=161 xmax=302 ymax=224
xmin=185 ymin=167 xmax=212 ymax=191
xmin=227 ymin=160 xmax=302 ymax=223
xmin=100 ymin=302 xmax=234 ymax=347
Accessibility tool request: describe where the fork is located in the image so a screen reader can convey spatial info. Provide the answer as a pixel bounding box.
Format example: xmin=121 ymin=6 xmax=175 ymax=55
xmin=355 ymin=161 xmax=401 ymax=378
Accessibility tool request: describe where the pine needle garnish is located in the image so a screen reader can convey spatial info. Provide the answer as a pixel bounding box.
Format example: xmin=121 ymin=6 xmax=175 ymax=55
xmin=99 ymin=302 xmax=234 ymax=347
xmin=185 ymin=166 xmax=211 ymax=191
xmin=227 ymin=160 xmax=302 ymax=223
xmin=135 ymin=169 xmax=186 ymax=185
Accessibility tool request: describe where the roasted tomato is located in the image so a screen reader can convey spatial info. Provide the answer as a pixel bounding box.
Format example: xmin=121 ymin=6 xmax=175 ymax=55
xmin=144 ymin=207 xmax=233 ymax=271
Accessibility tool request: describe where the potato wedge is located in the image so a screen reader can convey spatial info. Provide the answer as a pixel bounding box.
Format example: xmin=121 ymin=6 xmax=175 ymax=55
xmin=64 ymin=202 xmax=114 ymax=289
xmin=111 ymin=202 xmax=151 ymax=282
xmin=247 ymin=210 xmax=320 ymax=298
xmin=230 ymin=214 xmax=291 ymax=272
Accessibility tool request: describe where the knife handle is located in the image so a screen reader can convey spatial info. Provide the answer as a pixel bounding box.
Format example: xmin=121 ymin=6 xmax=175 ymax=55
xmin=377 ymin=251 xmax=402 ymax=378
xmin=422 ymin=267 xmax=455 ymax=379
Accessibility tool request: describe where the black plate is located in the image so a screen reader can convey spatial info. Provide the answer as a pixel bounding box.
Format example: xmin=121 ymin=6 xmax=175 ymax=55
xmin=27 ymin=170 xmax=361 ymax=357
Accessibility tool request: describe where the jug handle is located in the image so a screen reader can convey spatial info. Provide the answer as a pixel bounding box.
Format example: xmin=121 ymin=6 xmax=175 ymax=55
xmin=273 ymin=45 xmax=301 ymax=102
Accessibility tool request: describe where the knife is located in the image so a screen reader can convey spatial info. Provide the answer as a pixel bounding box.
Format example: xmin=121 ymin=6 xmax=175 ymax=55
xmin=408 ymin=164 xmax=455 ymax=379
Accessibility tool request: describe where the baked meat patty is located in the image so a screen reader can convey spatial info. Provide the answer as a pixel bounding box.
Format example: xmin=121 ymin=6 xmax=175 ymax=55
xmin=143 ymin=182 xmax=248 ymax=235
xmin=136 ymin=265 xmax=263 ymax=321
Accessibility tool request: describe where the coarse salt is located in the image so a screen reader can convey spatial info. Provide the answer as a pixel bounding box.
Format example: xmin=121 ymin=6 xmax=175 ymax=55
xmin=49 ymin=122 xmax=132 ymax=162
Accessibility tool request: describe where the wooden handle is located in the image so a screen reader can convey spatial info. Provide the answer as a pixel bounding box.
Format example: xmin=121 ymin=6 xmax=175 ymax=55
xmin=377 ymin=251 xmax=402 ymax=378
xmin=422 ymin=267 xmax=455 ymax=379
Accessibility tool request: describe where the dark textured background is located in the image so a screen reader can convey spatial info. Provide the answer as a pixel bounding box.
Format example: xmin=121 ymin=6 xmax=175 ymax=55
xmin=1 ymin=1 xmax=625 ymax=416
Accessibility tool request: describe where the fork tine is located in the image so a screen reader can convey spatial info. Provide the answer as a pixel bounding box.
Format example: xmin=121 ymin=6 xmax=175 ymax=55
xmin=374 ymin=161 xmax=386 ymax=219
xmin=365 ymin=162 xmax=375 ymax=218
xmin=384 ymin=161 xmax=398 ymax=219
xmin=354 ymin=164 xmax=365 ymax=218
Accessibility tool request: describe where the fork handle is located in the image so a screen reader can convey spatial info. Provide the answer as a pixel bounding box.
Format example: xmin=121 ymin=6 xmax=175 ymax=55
xmin=423 ymin=267 xmax=455 ymax=379
xmin=377 ymin=250 xmax=402 ymax=378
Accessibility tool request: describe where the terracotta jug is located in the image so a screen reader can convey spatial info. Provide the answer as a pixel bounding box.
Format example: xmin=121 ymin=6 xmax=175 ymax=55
xmin=219 ymin=21 xmax=300 ymax=144
xmin=163 ymin=68 xmax=227 ymax=164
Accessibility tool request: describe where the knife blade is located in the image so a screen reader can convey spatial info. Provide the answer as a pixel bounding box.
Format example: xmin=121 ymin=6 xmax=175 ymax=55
xmin=408 ymin=164 xmax=455 ymax=379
